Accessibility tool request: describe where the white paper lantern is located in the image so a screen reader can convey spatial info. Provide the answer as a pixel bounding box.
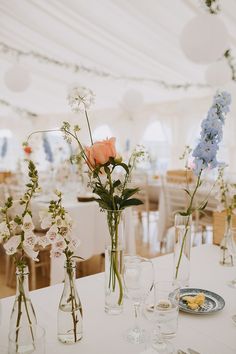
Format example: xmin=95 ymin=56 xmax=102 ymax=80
xmin=180 ymin=14 xmax=229 ymax=64
xmin=4 ymin=64 xmax=31 ymax=92
xmin=205 ymin=60 xmax=232 ymax=86
xmin=121 ymin=90 xmax=144 ymax=114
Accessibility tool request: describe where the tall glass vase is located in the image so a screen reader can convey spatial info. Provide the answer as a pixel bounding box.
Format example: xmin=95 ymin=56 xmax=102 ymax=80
xmin=9 ymin=265 xmax=37 ymax=350
xmin=105 ymin=210 xmax=124 ymax=315
xmin=173 ymin=214 xmax=192 ymax=287
xmin=57 ymin=260 xmax=83 ymax=344
xmin=220 ymin=216 xmax=236 ymax=267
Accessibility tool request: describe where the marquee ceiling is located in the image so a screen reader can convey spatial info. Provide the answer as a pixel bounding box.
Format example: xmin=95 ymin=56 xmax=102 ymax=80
xmin=0 ymin=0 xmax=236 ymax=114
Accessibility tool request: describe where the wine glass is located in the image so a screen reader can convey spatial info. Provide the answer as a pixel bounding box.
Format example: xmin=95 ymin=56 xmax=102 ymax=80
xmin=143 ymin=281 xmax=180 ymax=353
xmin=123 ymin=255 xmax=154 ymax=344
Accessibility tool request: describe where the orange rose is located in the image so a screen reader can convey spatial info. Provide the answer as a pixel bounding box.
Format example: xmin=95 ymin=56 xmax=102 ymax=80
xmin=85 ymin=137 xmax=116 ymax=168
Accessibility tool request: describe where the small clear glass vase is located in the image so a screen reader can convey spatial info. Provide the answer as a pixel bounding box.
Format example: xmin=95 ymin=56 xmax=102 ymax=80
xmin=220 ymin=216 xmax=236 ymax=267
xmin=173 ymin=214 xmax=192 ymax=287
xmin=9 ymin=265 xmax=37 ymax=352
xmin=105 ymin=210 xmax=124 ymax=315
xmin=57 ymin=260 xmax=83 ymax=344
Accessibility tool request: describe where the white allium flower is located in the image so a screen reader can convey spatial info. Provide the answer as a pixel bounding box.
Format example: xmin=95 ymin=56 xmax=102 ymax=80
xmin=22 ymin=214 xmax=34 ymax=233
xmin=4 ymin=235 xmax=21 ymax=255
xmin=67 ymin=86 xmax=95 ymax=112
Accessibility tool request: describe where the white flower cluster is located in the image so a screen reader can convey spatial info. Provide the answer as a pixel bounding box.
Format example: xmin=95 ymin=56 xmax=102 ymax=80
xmin=39 ymin=210 xmax=80 ymax=259
xmin=215 ymin=167 xmax=236 ymax=214
xmin=67 ymin=86 xmax=95 ymax=112
xmin=1 ymin=214 xmax=39 ymax=261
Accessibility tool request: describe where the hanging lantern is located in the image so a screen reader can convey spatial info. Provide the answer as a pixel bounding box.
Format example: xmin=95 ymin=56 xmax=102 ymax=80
xmin=4 ymin=64 xmax=31 ymax=92
xmin=205 ymin=60 xmax=232 ymax=86
xmin=180 ymin=14 xmax=229 ymax=64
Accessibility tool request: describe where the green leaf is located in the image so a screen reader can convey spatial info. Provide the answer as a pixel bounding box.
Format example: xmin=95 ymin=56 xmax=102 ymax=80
xmin=115 ymin=162 xmax=129 ymax=174
xmin=198 ymin=200 xmax=208 ymax=211
xmin=113 ymin=180 xmax=121 ymax=188
xmin=183 ymin=188 xmax=191 ymax=197
xmin=123 ymin=187 xmax=139 ymax=200
xmin=120 ymin=198 xmax=143 ymax=208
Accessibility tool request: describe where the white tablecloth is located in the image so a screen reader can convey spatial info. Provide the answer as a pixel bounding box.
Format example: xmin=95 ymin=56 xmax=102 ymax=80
xmin=31 ymin=199 xmax=136 ymax=284
xmin=1 ymin=245 xmax=235 ymax=353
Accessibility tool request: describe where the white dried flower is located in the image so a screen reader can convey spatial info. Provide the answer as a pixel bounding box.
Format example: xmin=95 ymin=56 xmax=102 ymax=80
xmin=68 ymin=86 xmax=95 ymax=112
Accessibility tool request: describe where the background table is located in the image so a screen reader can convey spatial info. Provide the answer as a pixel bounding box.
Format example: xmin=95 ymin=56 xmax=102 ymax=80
xmin=0 ymin=245 xmax=235 ymax=353
xmin=31 ymin=198 xmax=136 ymax=284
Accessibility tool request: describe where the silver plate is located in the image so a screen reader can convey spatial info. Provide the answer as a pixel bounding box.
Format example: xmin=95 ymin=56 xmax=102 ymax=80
xmin=179 ymin=288 xmax=225 ymax=315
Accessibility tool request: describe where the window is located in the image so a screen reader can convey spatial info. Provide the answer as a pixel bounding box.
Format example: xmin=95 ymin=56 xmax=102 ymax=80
xmin=0 ymin=129 xmax=18 ymax=171
xmin=93 ymin=124 xmax=113 ymax=141
xmin=141 ymin=121 xmax=170 ymax=173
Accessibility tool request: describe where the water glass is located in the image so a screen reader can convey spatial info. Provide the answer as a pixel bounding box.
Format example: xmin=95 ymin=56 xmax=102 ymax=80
xmin=8 ymin=325 xmax=45 ymax=354
xmin=154 ymin=281 xmax=179 ymax=339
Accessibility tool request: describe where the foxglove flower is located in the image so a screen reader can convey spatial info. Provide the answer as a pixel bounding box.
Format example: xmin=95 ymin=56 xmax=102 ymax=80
xmin=46 ymin=224 xmax=59 ymax=243
xmin=68 ymin=238 xmax=80 ymax=252
xmin=0 ymin=221 xmax=10 ymax=241
xmin=22 ymin=213 xmax=34 ymax=233
xmin=40 ymin=210 xmax=53 ymax=229
xmin=4 ymin=235 xmax=21 ymax=255
xmin=23 ymin=245 xmax=39 ymax=262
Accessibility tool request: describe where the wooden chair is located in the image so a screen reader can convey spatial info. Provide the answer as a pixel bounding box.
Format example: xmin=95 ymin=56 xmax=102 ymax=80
xmin=213 ymin=211 xmax=236 ymax=245
xmin=5 ymin=243 xmax=51 ymax=290
xmin=166 ymin=169 xmax=194 ymax=184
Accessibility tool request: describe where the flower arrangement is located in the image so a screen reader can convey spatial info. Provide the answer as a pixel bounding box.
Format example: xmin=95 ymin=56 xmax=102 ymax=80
xmin=175 ymin=91 xmax=231 ymax=280
xmin=40 ymin=190 xmax=82 ymax=342
xmin=0 ymin=160 xmax=40 ymax=340
xmin=215 ymin=166 xmax=236 ymax=265
xmin=60 ymin=86 xmax=145 ymax=309
xmin=26 ymin=85 xmax=144 ymax=310
xmin=215 ymin=166 xmax=236 ymax=220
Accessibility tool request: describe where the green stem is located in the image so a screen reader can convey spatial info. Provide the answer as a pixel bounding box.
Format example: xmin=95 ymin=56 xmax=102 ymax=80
xmin=84 ymin=109 xmax=93 ymax=145
xmin=175 ymin=172 xmax=202 ymax=280
xmin=16 ymin=271 xmax=35 ymax=349
xmin=174 ymin=216 xmax=190 ymax=279
xmin=107 ymin=211 xmax=123 ymax=305
xmin=67 ymin=262 xmax=78 ymax=343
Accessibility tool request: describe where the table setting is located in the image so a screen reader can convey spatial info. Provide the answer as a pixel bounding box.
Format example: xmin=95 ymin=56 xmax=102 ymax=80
xmin=0 ymin=83 xmax=236 ymax=354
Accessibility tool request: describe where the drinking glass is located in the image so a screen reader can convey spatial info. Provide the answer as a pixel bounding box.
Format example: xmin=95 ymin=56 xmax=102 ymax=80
xmin=227 ymin=228 xmax=236 ymax=288
xmin=144 ymin=281 xmax=179 ymax=353
xmin=8 ymin=325 xmax=45 ymax=354
xmin=123 ymin=255 xmax=154 ymax=344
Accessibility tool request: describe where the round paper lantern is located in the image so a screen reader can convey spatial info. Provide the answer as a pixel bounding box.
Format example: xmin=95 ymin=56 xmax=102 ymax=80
xmin=4 ymin=64 xmax=31 ymax=92
xmin=121 ymin=90 xmax=144 ymax=113
xmin=205 ymin=60 xmax=232 ymax=86
xmin=180 ymin=14 xmax=229 ymax=64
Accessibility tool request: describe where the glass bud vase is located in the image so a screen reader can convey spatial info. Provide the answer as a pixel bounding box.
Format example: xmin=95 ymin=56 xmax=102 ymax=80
xmin=57 ymin=260 xmax=83 ymax=344
xmin=105 ymin=210 xmax=124 ymax=315
xmin=9 ymin=265 xmax=37 ymax=348
xmin=220 ymin=216 xmax=236 ymax=267
xmin=173 ymin=214 xmax=192 ymax=287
